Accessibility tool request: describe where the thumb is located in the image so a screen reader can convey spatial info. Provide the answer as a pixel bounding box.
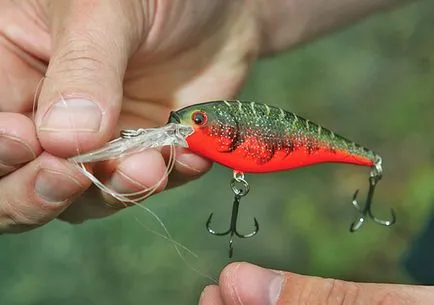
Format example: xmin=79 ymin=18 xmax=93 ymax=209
xmin=206 ymin=262 xmax=433 ymax=305
xmin=36 ymin=0 xmax=144 ymax=157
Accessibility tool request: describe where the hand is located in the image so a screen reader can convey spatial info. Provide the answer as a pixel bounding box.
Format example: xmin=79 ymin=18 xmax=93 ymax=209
xmin=0 ymin=0 xmax=257 ymax=231
xmin=200 ymin=262 xmax=434 ymax=305
xmin=0 ymin=0 xmax=402 ymax=232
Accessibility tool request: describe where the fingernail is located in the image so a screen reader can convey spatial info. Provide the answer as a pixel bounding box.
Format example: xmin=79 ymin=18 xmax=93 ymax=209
xmin=35 ymin=169 xmax=83 ymax=203
xmin=39 ymin=98 xmax=102 ymax=132
xmin=234 ymin=263 xmax=284 ymax=305
xmin=0 ymin=135 xmax=35 ymax=165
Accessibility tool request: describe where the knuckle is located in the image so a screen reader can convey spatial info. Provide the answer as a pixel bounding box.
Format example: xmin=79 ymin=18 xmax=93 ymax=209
xmin=0 ymin=212 xmax=28 ymax=233
xmin=292 ymin=277 xmax=361 ymax=305
xmin=53 ymin=44 xmax=107 ymax=77
xmin=319 ymin=278 xmax=412 ymax=305
xmin=0 ymin=199 xmax=52 ymax=233
xmin=0 ymin=208 xmax=21 ymax=232
xmin=50 ymin=33 xmax=115 ymax=78
xmin=323 ymin=278 xmax=360 ymax=305
xmin=374 ymin=291 xmax=414 ymax=305
xmin=0 ymin=162 xmax=18 ymax=177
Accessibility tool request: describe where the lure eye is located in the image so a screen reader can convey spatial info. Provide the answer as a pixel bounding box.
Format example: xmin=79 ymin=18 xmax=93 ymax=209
xmin=191 ymin=111 xmax=207 ymax=126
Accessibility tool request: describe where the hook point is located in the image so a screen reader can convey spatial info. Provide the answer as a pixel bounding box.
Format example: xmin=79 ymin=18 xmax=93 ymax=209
xmin=350 ymin=217 xmax=365 ymax=232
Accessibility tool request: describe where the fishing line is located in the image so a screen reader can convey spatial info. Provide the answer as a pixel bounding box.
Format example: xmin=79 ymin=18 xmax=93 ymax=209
xmin=32 ymin=76 xmax=46 ymax=122
xmin=32 ymin=79 xmax=217 ymax=283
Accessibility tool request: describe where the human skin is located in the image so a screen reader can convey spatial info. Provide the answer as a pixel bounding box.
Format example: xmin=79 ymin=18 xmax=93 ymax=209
xmin=200 ymin=262 xmax=434 ymax=305
xmin=1 ymin=0 xmax=432 ymax=304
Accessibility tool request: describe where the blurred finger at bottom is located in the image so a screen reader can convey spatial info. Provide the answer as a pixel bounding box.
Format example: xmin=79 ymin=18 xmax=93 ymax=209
xmin=218 ymin=262 xmax=434 ymax=305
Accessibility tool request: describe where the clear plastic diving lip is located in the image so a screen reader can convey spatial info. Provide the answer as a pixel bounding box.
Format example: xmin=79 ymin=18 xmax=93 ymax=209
xmin=68 ymin=123 xmax=194 ymax=163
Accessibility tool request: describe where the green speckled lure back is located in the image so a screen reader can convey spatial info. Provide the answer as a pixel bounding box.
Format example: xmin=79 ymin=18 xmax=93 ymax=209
xmin=169 ymin=100 xmax=380 ymax=173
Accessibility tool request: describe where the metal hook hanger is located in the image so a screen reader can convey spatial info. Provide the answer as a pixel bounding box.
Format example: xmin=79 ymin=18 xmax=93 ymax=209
xmin=350 ymin=156 xmax=396 ymax=232
xmin=206 ymin=172 xmax=259 ymax=258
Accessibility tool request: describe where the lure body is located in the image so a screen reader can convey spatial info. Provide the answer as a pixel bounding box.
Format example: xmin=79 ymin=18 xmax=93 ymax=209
xmin=169 ymin=100 xmax=378 ymax=173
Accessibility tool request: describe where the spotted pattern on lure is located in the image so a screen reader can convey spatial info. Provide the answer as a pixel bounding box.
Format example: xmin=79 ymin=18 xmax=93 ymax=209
xmin=168 ymin=100 xmax=379 ymax=173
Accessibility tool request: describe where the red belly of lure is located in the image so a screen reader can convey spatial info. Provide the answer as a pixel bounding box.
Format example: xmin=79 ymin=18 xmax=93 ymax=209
xmin=185 ymin=129 xmax=374 ymax=173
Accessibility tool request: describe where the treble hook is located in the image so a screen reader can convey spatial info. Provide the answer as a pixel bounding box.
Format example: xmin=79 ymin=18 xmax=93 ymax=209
xmin=350 ymin=156 xmax=396 ymax=232
xmin=206 ymin=172 xmax=259 ymax=258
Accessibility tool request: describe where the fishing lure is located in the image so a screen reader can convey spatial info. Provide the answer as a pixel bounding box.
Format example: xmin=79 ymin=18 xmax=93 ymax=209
xmin=167 ymin=100 xmax=396 ymax=257
xmin=69 ymin=100 xmax=396 ymax=258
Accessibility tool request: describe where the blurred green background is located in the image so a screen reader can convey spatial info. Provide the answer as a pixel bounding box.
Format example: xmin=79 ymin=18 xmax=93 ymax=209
xmin=2 ymin=1 xmax=434 ymax=304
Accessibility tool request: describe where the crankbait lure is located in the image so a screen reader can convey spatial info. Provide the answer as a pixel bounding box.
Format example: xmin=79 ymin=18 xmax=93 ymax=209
xmin=69 ymin=100 xmax=396 ymax=258
xmin=167 ymin=100 xmax=396 ymax=257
